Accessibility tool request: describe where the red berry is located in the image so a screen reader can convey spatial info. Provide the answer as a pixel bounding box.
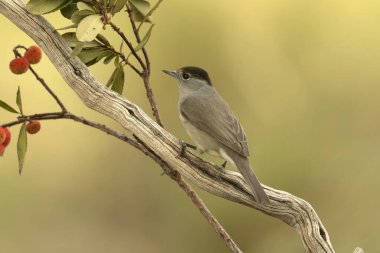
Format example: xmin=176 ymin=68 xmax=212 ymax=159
xmin=0 ymin=144 xmax=5 ymax=156
xmin=0 ymin=128 xmax=6 ymax=144
xmin=9 ymin=57 xmax=29 ymax=74
xmin=0 ymin=127 xmax=11 ymax=156
xmin=26 ymin=121 xmax=41 ymax=134
xmin=24 ymin=45 xmax=42 ymax=64
xmin=1 ymin=128 xmax=11 ymax=147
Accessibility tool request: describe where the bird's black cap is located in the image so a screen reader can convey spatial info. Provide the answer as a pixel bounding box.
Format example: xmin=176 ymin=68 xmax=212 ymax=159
xmin=180 ymin=66 xmax=212 ymax=86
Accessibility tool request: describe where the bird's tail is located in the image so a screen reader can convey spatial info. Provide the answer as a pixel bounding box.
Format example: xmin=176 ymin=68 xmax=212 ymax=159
xmin=225 ymin=150 xmax=270 ymax=204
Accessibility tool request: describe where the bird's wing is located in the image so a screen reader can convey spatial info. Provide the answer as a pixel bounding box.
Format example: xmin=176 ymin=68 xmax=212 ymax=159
xmin=180 ymin=93 xmax=249 ymax=157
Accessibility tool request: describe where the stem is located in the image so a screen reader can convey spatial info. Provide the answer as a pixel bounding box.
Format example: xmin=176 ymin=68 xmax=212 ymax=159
xmin=1 ymin=112 xmax=141 ymax=149
xmin=109 ymin=22 xmax=146 ymax=70
xmin=1 ymin=112 xmax=63 ymax=127
xmin=171 ymin=171 xmax=243 ymax=253
xmin=29 ymin=65 xmax=67 ymax=113
xmin=126 ymin=5 xmax=163 ymax=127
xmin=126 ymin=4 xmax=150 ymax=73
xmin=142 ymin=75 xmax=162 ymax=126
xmin=13 ymin=46 xmax=67 ymax=113
xmin=108 ymin=46 xmax=143 ymax=77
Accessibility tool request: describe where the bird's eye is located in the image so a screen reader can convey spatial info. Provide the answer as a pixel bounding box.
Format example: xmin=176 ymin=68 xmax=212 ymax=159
xmin=181 ymin=73 xmax=190 ymax=80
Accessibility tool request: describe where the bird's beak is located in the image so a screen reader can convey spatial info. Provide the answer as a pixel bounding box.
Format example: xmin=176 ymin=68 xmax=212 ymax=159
xmin=162 ymin=69 xmax=176 ymax=77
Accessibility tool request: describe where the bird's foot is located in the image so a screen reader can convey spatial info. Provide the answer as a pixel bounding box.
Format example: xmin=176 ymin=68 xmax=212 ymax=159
xmin=220 ymin=161 xmax=227 ymax=169
xmin=177 ymin=140 xmax=197 ymax=158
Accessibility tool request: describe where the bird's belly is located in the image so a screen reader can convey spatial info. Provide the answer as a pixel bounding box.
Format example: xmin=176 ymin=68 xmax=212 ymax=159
xmin=180 ymin=117 xmax=220 ymax=157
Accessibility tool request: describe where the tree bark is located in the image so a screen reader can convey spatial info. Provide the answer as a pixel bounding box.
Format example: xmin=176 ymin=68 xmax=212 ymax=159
xmin=0 ymin=1 xmax=363 ymax=252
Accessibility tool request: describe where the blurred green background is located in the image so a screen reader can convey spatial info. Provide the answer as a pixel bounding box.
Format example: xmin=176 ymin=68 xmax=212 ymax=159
xmin=1 ymin=0 xmax=380 ymax=252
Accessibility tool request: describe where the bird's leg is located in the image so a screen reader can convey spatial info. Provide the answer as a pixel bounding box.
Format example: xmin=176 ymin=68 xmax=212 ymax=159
xmin=178 ymin=140 xmax=197 ymax=157
xmin=221 ymin=161 xmax=227 ymax=168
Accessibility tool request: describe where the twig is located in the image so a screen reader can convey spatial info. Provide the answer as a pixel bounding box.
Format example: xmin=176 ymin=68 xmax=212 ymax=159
xmin=29 ymin=65 xmax=67 ymax=113
xmin=108 ymin=21 xmax=163 ymax=126
xmin=2 ymin=112 xmax=63 ymax=127
xmin=141 ymin=74 xmax=162 ymax=126
xmin=126 ymin=4 xmax=163 ymax=127
xmin=108 ymin=22 xmax=146 ymax=70
xmin=1 ymin=112 xmax=142 ymax=149
xmin=13 ymin=46 xmax=67 ymax=113
xmin=108 ymin=46 xmax=143 ymax=76
xmin=126 ymin=4 xmax=150 ymax=73
xmin=169 ymin=170 xmax=243 ymax=253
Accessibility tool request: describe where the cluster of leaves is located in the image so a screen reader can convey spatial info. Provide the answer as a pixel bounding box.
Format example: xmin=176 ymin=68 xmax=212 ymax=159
xmin=0 ymin=88 xmax=28 ymax=173
xmin=26 ymin=0 xmax=159 ymax=94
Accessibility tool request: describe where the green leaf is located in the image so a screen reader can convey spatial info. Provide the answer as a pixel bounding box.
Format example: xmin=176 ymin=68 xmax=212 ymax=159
xmin=96 ymin=34 xmax=110 ymax=46
xmin=77 ymin=1 xmax=93 ymax=11
xmin=49 ymin=0 xmax=73 ymax=14
xmin=27 ymin=0 xmax=69 ymax=15
xmin=100 ymin=0 xmax=107 ymax=8
xmin=114 ymin=56 xmax=120 ymax=66
xmin=76 ymin=14 xmax=104 ymax=42
xmin=111 ymin=0 xmax=127 ymax=15
xmin=57 ymin=24 xmax=77 ymax=30
xmin=60 ymin=2 xmax=78 ymax=19
xmin=70 ymin=41 xmax=85 ymax=57
xmin=62 ymin=32 xmax=101 ymax=48
xmin=134 ymin=24 xmax=154 ymax=52
xmin=71 ymin=9 xmax=94 ymax=24
xmin=139 ymin=0 xmax=163 ymax=24
xmin=16 ymin=86 xmax=23 ymax=115
xmin=95 ymin=51 xmax=114 ymax=62
xmin=77 ymin=47 xmax=107 ymax=63
xmin=129 ymin=0 xmax=151 ymax=22
xmin=0 ymin=100 xmax=19 ymax=114
xmin=103 ymin=53 xmax=116 ymax=64
xmin=119 ymin=41 xmax=124 ymax=52
xmin=111 ymin=64 xmax=125 ymax=94
xmin=106 ymin=67 xmax=118 ymax=87
xmin=85 ymin=51 xmax=112 ymax=66
xmin=17 ymin=123 xmax=28 ymax=174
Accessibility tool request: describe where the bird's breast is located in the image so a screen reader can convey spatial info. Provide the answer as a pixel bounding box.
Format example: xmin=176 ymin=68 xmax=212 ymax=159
xmin=179 ymin=114 xmax=220 ymax=157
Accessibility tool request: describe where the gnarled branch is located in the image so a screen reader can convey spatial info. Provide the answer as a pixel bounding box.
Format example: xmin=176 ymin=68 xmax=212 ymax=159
xmin=0 ymin=1 xmax=362 ymax=252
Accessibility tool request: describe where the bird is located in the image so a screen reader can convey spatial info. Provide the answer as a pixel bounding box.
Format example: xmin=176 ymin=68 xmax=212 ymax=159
xmin=163 ymin=66 xmax=270 ymax=204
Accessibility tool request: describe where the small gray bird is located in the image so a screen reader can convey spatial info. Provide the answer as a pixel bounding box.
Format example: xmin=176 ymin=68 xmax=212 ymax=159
xmin=163 ymin=66 xmax=270 ymax=204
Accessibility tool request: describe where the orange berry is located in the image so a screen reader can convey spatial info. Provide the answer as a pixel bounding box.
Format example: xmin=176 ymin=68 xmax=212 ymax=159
xmin=24 ymin=45 xmax=42 ymax=64
xmin=9 ymin=57 xmax=29 ymax=74
xmin=1 ymin=128 xmax=11 ymax=147
xmin=0 ymin=127 xmax=11 ymax=156
xmin=26 ymin=121 xmax=41 ymax=134
xmin=0 ymin=144 xmax=5 ymax=156
xmin=0 ymin=128 xmax=6 ymax=144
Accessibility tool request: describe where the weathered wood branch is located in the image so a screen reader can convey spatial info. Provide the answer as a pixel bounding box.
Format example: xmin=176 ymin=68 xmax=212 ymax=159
xmin=0 ymin=1 xmax=363 ymax=252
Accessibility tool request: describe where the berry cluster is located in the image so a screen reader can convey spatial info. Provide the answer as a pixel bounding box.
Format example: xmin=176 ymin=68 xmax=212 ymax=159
xmin=0 ymin=128 xmax=11 ymax=156
xmin=9 ymin=46 xmax=42 ymax=74
xmin=2 ymin=45 xmax=43 ymax=157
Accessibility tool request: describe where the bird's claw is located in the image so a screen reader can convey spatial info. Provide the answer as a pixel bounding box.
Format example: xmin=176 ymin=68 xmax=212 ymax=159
xmin=177 ymin=140 xmax=197 ymax=158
